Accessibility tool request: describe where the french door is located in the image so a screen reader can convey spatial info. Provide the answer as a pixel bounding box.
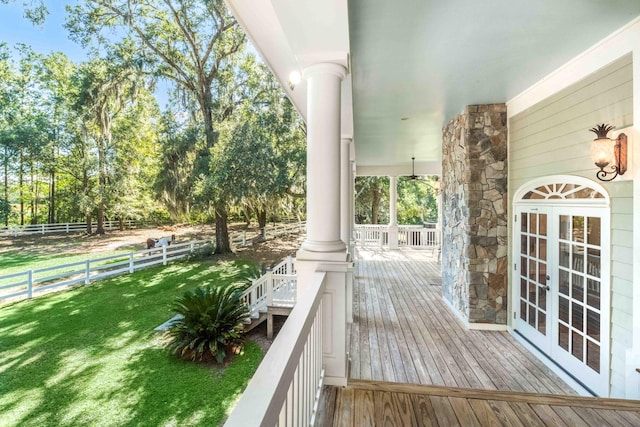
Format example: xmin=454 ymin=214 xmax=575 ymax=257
xmin=515 ymin=204 xmax=610 ymax=396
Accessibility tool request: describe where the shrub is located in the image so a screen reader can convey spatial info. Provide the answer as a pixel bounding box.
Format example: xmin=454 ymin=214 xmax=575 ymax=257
xmin=167 ymin=285 xmax=250 ymax=363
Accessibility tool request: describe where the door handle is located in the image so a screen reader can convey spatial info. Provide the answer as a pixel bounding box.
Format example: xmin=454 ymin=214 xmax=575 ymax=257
xmin=545 ymin=276 xmax=550 ymax=291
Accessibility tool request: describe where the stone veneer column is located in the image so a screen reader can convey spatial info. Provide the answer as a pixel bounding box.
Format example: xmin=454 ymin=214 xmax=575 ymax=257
xmin=441 ymin=104 xmax=508 ymax=326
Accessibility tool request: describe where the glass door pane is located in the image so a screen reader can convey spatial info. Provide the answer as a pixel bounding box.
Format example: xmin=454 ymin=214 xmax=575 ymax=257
xmin=516 ymin=209 xmax=549 ymax=347
xmin=556 ymin=214 xmax=602 ymax=374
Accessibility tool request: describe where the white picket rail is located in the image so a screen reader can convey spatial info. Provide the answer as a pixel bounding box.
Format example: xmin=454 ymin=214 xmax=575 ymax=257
xmin=240 ymin=256 xmax=297 ymax=317
xmin=225 ymin=271 xmax=325 ymax=427
xmin=0 ymin=220 xmax=137 ymax=237
xmin=0 ymin=240 xmax=213 ymax=302
xmin=354 ymin=224 xmax=440 ymax=248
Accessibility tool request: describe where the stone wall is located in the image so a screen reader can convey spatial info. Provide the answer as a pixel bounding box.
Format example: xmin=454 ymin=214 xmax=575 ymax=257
xmin=441 ymin=104 xmax=508 ymax=325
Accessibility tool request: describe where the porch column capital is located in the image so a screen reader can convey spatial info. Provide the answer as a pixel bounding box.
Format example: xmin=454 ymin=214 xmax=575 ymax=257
xmin=303 ymin=62 xmax=347 ymax=81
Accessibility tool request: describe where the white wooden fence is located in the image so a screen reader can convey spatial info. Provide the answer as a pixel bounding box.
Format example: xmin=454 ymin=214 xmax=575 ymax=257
xmin=0 ymin=220 xmax=137 ymax=237
xmin=0 ymin=221 xmax=306 ymax=304
xmin=225 ymin=271 xmax=325 ymax=427
xmin=0 ymin=240 xmax=212 ymax=302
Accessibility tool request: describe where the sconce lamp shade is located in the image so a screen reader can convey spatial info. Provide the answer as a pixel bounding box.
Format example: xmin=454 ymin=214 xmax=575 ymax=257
xmin=589 ymin=137 xmax=615 ymax=167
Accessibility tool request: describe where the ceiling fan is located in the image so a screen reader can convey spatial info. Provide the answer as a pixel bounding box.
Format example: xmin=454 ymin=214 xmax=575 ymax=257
xmin=409 ymin=157 xmax=419 ymax=180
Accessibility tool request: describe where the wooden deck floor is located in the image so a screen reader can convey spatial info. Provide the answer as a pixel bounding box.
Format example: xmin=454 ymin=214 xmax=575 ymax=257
xmin=349 ymin=247 xmax=574 ymax=394
xmin=317 ymin=381 xmax=640 ymax=426
xmin=326 ymin=246 xmax=640 ymax=425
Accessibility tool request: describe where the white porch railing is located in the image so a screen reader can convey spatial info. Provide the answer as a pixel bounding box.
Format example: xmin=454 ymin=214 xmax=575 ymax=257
xmin=354 ymin=224 xmax=440 ymax=248
xmin=239 ymin=256 xmax=297 ymax=317
xmin=225 ymin=271 xmax=326 ymax=427
xmin=0 ymin=220 xmax=136 ymax=237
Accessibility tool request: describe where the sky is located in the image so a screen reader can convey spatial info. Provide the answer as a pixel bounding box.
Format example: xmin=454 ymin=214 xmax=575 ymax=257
xmin=0 ymin=1 xmax=86 ymax=62
xmin=0 ymin=1 xmax=175 ymax=107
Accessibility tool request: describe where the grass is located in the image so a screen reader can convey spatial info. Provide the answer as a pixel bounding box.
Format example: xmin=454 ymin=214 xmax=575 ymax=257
xmin=0 ymin=261 xmax=264 ymax=427
xmin=0 ymin=250 xmax=134 ymax=281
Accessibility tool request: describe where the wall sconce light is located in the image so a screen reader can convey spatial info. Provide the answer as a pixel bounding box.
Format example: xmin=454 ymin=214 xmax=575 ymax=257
xmin=589 ymin=123 xmax=627 ymax=181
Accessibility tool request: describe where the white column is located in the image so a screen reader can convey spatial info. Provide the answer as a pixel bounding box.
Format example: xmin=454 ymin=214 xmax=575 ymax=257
xmin=295 ymin=62 xmax=350 ymax=387
xmin=340 ymin=138 xmax=352 ymax=248
xmin=300 ymin=63 xmax=347 ymax=254
xmin=388 ymin=176 xmax=399 ymax=249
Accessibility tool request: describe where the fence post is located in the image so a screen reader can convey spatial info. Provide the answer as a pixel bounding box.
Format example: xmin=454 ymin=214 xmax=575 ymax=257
xmin=129 ymin=253 xmax=134 ymax=274
xmin=162 ymin=245 xmax=167 ymax=265
xmin=85 ymin=260 xmax=91 ymax=285
xmin=242 ymin=230 xmax=246 ymax=246
xmin=190 ymin=242 xmax=194 ymax=253
xmin=66 ymin=223 xmax=70 ymax=233
xmin=27 ymin=270 xmax=33 ymax=299
xmin=286 ymin=255 xmax=293 ymax=275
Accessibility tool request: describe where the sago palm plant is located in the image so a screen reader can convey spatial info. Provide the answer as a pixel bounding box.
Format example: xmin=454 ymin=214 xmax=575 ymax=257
xmin=167 ymin=285 xmax=250 ymax=363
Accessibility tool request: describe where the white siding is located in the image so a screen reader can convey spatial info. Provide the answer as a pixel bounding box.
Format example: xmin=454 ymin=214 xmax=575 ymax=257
xmin=509 ymin=54 xmax=633 ymax=397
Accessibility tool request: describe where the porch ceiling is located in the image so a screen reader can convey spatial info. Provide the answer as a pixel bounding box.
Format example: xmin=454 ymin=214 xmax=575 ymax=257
xmin=349 ymin=0 xmax=640 ymax=169
xmin=226 ymin=0 xmax=640 ymax=173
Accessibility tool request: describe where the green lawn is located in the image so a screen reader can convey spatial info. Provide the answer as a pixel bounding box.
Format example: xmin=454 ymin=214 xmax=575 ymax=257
xmin=0 ymin=261 xmax=264 ymax=427
xmin=0 ymin=249 xmax=135 ymax=276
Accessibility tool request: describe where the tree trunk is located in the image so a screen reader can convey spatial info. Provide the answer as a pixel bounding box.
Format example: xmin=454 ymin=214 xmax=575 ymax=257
xmin=214 ymin=200 xmax=231 ymax=254
xmin=19 ymin=149 xmax=24 ymax=226
xmin=96 ymin=142 xmax=107 ymax=235
xmin=257 ymin=206 xmax=267 ymax=240
xmin=119 ymin=217 xmax=124 ymax=231
xmin=49 ymin=150 xmax=56 ymax=223
xmin=371 ymin=185 xmax=381 ymax=224
xmin=30 ymin=160 xmax=36 ymax=224
xmin=199 ymin=89 xmax=231 ymax=254
xmin=3 ymin=147 xmax=8 ymax=226
xmin=83 ymin=166 xmax=92 ymax=234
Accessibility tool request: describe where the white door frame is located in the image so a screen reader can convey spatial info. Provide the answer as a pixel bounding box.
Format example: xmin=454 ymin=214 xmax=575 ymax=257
xmin=512 ymin=175 xmax=611 ymax=397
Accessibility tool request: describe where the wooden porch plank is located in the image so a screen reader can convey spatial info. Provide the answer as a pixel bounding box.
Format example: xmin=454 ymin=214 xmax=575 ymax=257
xmin=349 ymin=264 xmax=360 ymax=380
xmin=348 ymin=379 xmax=640 ymax=411
xmin=362 ymin=261 xmax=379 ymax=380
xmin=429 ymin=395 xmax=461 ymax=426
xmin=372 ymin=390 xmax=417 ymax=426
xmin=353 ymin=389 xmax=375 ymax=427
xmin=466 ymin=398 xmax=505 ymax=427
xmin=410 ymin=393 xmax=439 ymax=427
xmin=528 ymin=404 xmax=569 ymax=427
xmin=315 ymin=386 xmax=337 ymax=426
xmin=378 ymin=261 xmax=430 ymax=384
xmin=390 ymin=260 xmax=469 ymax=388
xmin=614 ymin=409 xmax=640 ymax=424
xmin=486 ymin=400 xmax=527 ymax=427
xmin=397 ymin=260 xmax=506 ymax=390
xmin=448 ymin=397 xmax=482 ymax=426
xmin=333 ymin=387 xmax=355 ymax=426
xmin=371 ymin=263 xmax=409 ymax=383
xmin=550 ymin=405 xmax=592 ymax=426
xmin=508 ymin=402 xmax=546 ymax=426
